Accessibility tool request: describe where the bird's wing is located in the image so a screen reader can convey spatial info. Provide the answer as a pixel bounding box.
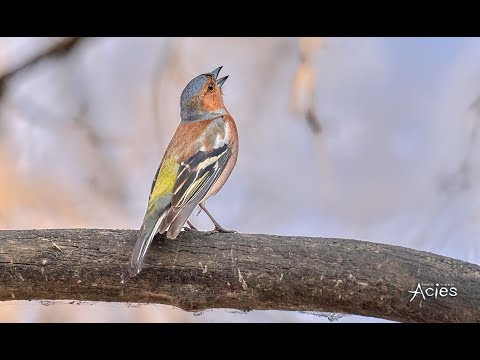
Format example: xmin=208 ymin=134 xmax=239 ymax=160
xmin=159 ymin=141 xmax=232 ymax=238
xmin=128 ymin=156 xmax=179 ymax=277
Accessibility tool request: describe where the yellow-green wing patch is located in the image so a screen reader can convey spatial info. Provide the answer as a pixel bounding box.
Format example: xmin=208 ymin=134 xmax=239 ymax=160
xmin=148 ymin=157 xmax=179 ymax=209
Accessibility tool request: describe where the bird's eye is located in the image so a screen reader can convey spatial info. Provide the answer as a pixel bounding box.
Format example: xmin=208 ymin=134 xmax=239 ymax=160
xmin=208 ymin=84 xmax=215 ymax=91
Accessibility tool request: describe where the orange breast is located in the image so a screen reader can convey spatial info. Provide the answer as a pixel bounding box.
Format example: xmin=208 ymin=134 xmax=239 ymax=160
xmin=162 ymin=119 xmax=215 ymax=163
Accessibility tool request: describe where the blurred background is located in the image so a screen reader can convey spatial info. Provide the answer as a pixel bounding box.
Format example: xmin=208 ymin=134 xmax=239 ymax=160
xmin=0 ymin=37 xmax=479 ymax=322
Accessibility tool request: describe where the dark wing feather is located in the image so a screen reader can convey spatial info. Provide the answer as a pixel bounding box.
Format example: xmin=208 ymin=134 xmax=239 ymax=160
xmin=158 ymin=143 xmax=231 ymax=237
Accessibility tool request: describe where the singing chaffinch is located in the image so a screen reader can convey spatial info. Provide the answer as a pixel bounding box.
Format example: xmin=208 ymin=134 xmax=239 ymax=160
xmin=128 ymin=66 xmax=238 ymax=277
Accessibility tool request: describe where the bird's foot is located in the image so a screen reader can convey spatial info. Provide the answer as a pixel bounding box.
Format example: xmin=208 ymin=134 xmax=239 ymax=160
xmin=215 ymin=225 xmax=236 ymax=233
xmin=203 ymin=226 xmax=236 ymax=236
xmin=185 ymin=220 xmax=198 ymax=231
xmin=183 ymin=220 xmax=199 ymax=231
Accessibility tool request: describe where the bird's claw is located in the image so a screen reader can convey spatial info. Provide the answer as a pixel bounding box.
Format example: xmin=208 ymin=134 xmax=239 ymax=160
xmin=203 ymin=227 xmax=236 ymax=236
xmin=215 ymin=226 xmax=236 ymax=233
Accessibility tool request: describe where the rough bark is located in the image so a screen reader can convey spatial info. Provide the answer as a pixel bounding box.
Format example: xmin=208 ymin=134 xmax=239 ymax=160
xmin=0 ymin=229 xmax=478 ymax=322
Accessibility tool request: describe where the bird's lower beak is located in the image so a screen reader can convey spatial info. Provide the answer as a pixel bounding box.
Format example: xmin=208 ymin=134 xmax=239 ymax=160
xmin=217 ymin=75 xmax=228 ymax=89
xmin=210 ymin=66 xmax=223 ymax=79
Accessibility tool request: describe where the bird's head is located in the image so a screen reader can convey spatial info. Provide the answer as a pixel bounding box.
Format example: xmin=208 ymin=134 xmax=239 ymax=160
xmin=180 ymin=66 xmax=229 ymax=122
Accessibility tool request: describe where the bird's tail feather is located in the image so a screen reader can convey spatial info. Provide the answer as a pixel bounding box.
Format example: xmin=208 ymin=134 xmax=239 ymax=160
xmin=128 ymin=208 xmax=167 ymax=277
xmin=167 ymin=200 xmax=199 ymax=239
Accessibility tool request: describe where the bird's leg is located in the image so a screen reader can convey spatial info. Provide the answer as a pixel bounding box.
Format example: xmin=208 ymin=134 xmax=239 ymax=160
xmin=183 ymin=220 xmax=198 ymax=232
xmin=186 ymin=220 xmax=198 ymax=230
xmin=199 ymin=202 xmax=236 ymax=233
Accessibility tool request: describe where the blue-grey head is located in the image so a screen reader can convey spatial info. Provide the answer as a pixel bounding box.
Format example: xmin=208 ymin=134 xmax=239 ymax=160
xmin=180 ymin=66 xmax=229 ymax=122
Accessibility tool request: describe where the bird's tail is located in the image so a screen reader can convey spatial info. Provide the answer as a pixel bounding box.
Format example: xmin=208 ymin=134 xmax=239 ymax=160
xmin=128 ymin=203 xmax=168 ymax=277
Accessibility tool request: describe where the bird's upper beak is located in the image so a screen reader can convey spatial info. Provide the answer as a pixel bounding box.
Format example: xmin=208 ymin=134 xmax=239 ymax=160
xmin=216 ymin=75 xmax=228 ymax=89
xmin=209 ymin=66 xmax=223 ymax=79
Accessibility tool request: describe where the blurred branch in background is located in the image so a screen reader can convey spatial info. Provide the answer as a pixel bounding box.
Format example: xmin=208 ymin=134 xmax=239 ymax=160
xmin=0 ymin=38 xmax=90 ymax=228
xmin=0 ymin=37 xmax=84 ymax=93
xmin=415 ymin=97 xmax=480 ymax=245
xmin=290 ymin=37 xmax=335 ymax=194
xmin=1 ymin=229 xmax=478 ymax=323
xmin=437 ymin=97 xmax=480 ymax=194
xmin=290 ymin=37 xmax=323 ymax=134
xmin=0 ymin=37 xmax=134 ymax=229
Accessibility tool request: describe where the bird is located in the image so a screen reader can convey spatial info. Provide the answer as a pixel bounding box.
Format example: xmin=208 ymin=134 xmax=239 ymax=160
xmin=128 ymin=66 xmax=238 ymax=277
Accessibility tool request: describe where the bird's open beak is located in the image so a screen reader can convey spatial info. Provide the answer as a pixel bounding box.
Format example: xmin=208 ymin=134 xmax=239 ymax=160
xmin=216 ymin=75 xmax=228 ymax=89
xmin=210 ymin=66 xmax=223 ymax=79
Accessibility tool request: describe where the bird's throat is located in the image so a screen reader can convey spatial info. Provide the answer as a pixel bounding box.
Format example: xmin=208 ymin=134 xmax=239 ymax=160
xmin=181 ymin=109 xmax=227 ymax=123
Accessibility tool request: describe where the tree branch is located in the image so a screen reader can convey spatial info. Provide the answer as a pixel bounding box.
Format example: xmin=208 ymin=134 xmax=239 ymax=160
xmin=0 ymin=229 xmax=478 ymax=322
